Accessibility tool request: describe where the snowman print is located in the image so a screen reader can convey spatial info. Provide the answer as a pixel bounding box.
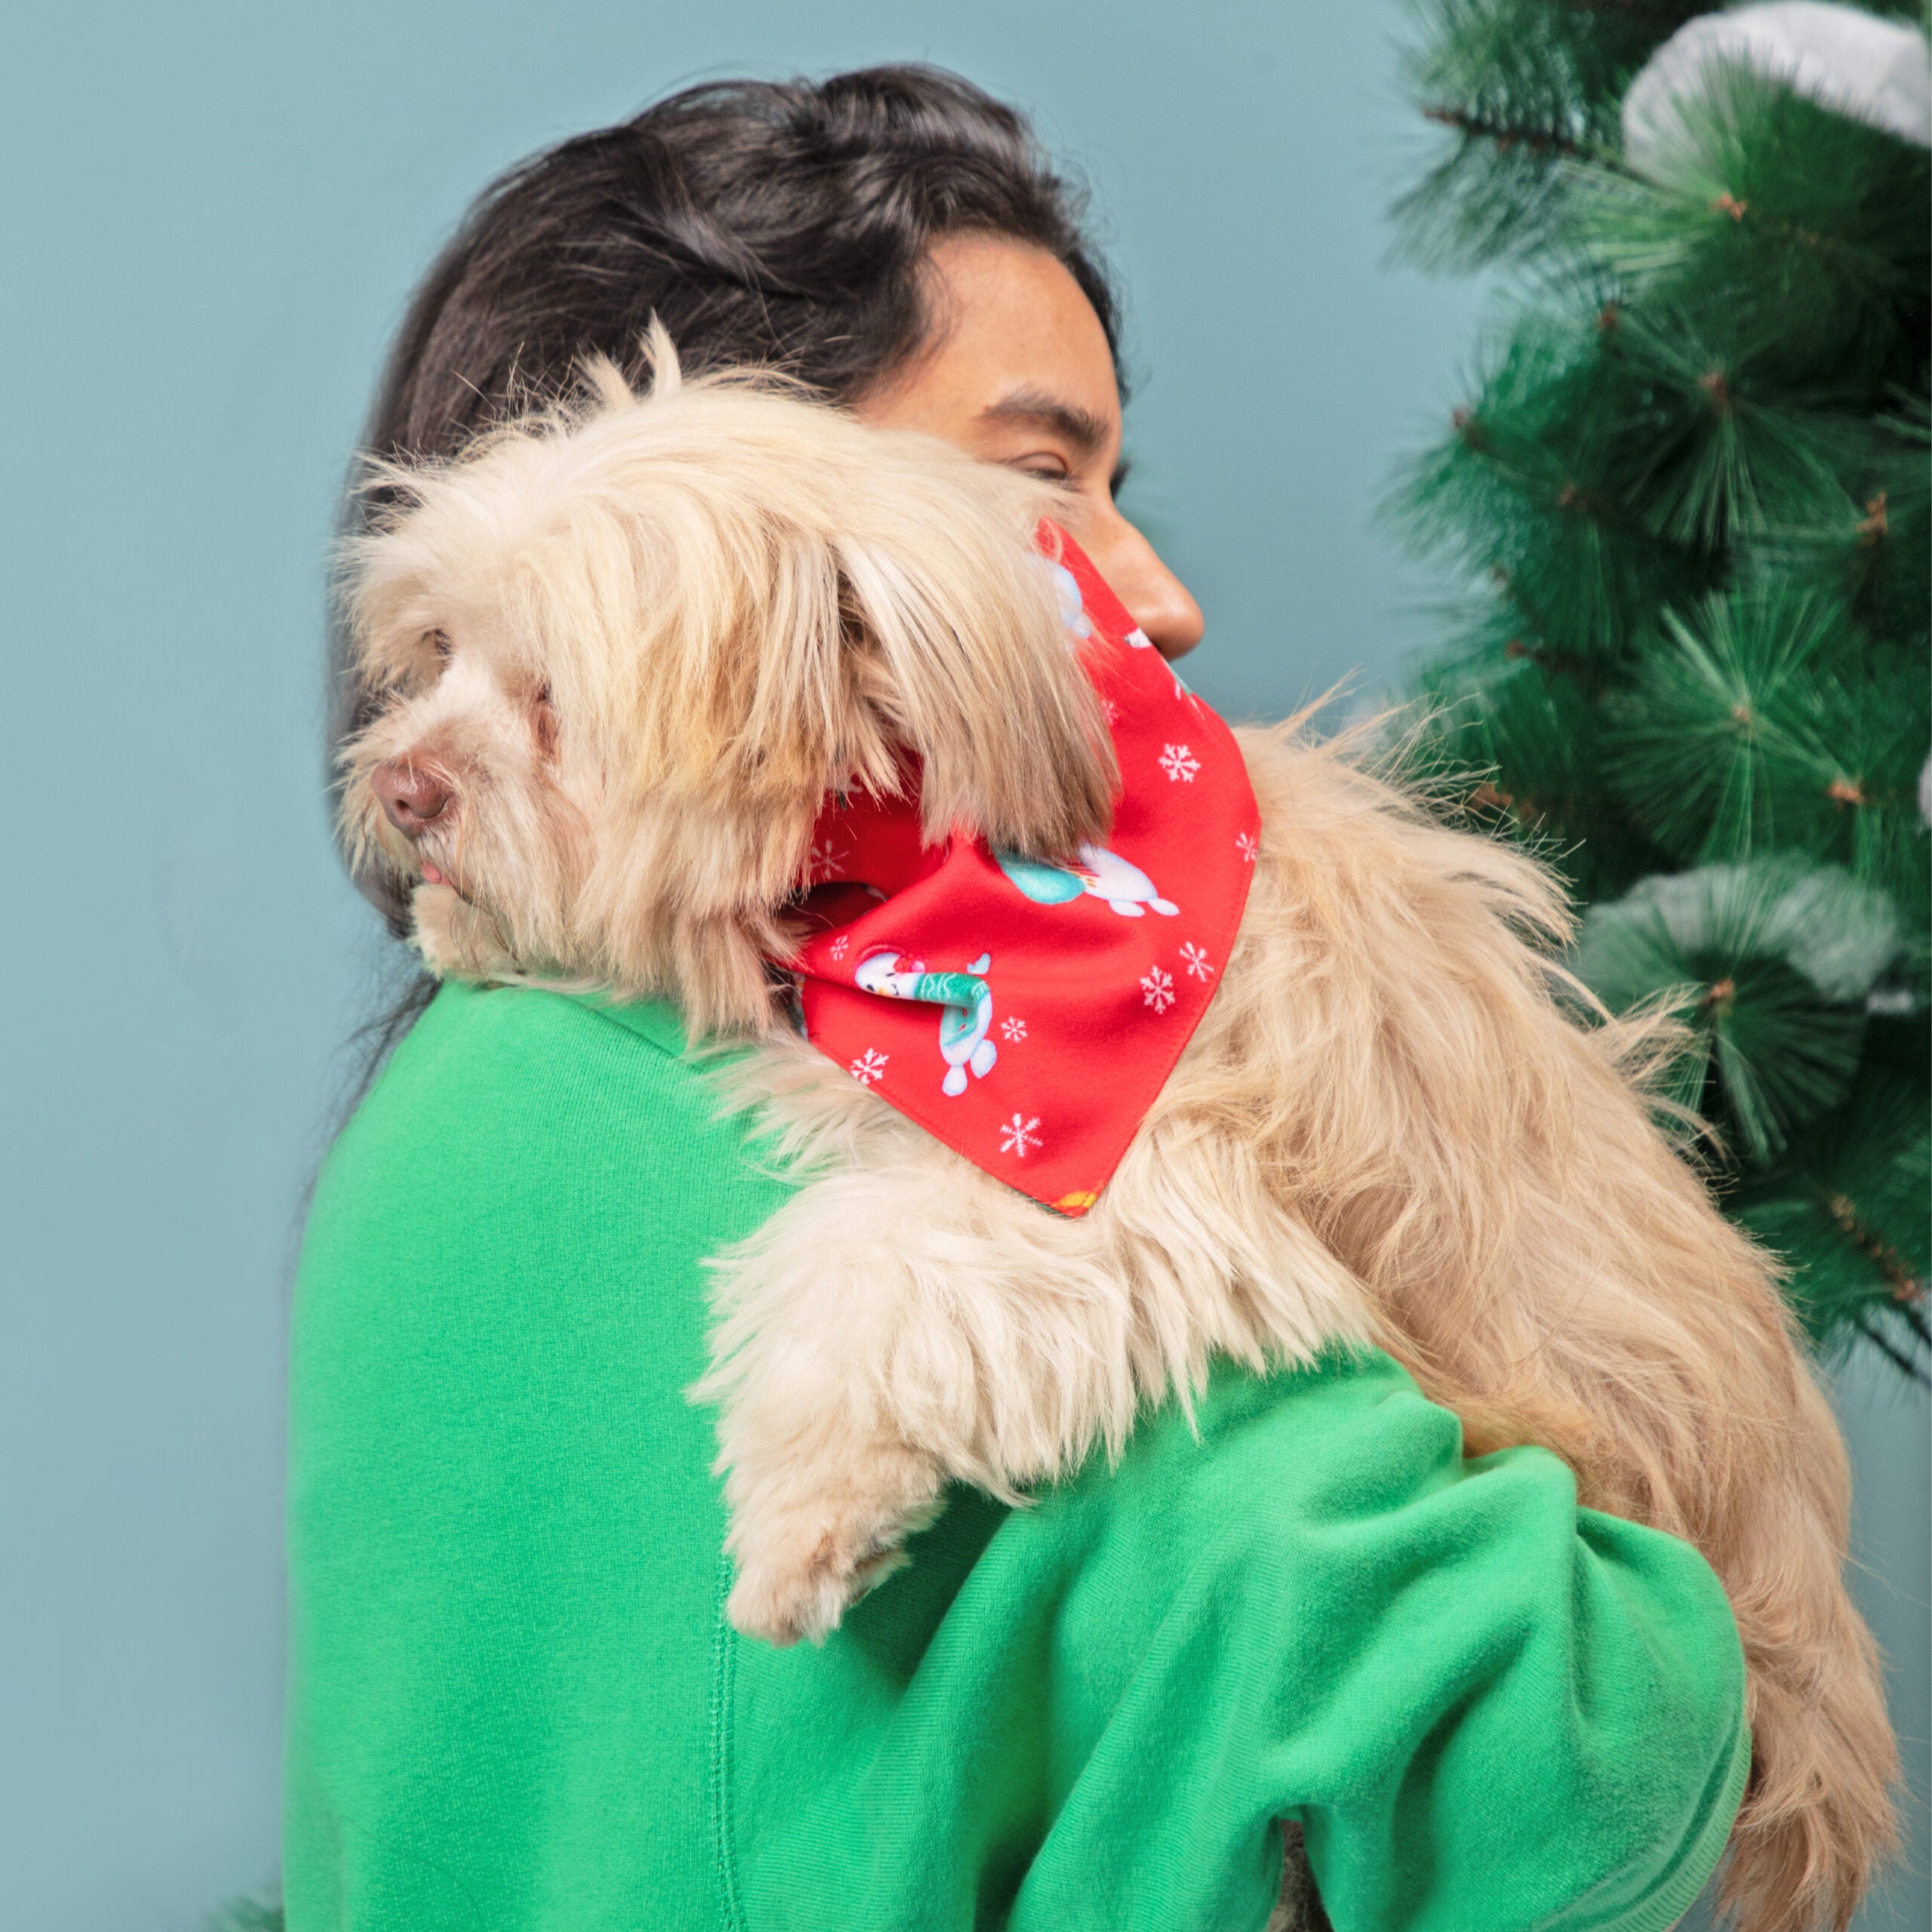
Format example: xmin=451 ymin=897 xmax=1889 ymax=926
xmin=854 ymin=948 xmax=999 ymax=1096
xmin=993 ymin=844 xmax=1179 ymax=918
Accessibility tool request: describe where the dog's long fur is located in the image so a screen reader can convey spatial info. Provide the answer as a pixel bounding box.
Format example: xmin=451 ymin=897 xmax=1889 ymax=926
xmin=338 ymin=334 xmax=1896 ymax=1932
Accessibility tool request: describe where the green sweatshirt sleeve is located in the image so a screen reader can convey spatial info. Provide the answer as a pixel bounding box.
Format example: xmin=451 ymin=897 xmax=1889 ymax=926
xmin=1004 ymin=1361 xmax=1751 ymax=1932
xmin=1281 ymin=1432 xmax=1752 ymax=1932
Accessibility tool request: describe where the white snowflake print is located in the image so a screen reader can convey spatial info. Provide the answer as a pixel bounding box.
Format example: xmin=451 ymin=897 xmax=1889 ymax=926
xmin=1140 ymin=965 xmax=1176 ymax=1013
xmin=1180 ymin=942 xmax=1216 ymax=982
xmin=828 ymin=934 xmax=850 ymax=962
xmin=1159 ymin=743 xmax=1201 ymax=783
xmin=849 ymin=1048 xmax=889 ymax=1086
xmin=1123 ymin=626 xmax=1155 ymax=651
xmin=1101 ymin=698 xmax=1120 ymax=723
xmin=1236 ymin=831 xmax=1258 ymax=865
xmin=809 ymin=836 xmax=847 ymax=879
xmin=1000 ymin=1017 xmax=1028 ymax=1042
xmin=999 ymin=1112 xmax=1043 ymax=1158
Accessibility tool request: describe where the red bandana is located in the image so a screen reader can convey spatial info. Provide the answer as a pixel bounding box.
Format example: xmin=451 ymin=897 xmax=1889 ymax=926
xmin=790 ymin=527 xmax=1259 ymax=1215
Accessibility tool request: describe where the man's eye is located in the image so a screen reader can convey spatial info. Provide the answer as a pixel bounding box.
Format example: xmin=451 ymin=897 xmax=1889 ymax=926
xmin=1013 ymin=460 xmax=1073 ymax=486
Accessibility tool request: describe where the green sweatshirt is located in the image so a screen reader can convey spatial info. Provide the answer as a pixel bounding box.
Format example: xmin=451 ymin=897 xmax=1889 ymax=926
xmin=287 ymin=979 xmax=1749 ymax=1932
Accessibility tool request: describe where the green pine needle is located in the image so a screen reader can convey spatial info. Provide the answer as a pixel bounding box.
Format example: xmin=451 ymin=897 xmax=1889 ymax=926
xmin=1607 ymin=304 xmax=1860 ymax=549
xmin=1391 ymin=0 xmax=1706 ymax=270
xmin=1735 ymin=1058 xmax=1931 ymax=1364
xmin=1576 ymin=859 xmax=1892 ymax=1158
xmin=1394 ymin=306 xmax=1721 ymax=660
xmin=1604 ymin=584 xmax=1846 ymax=861
xmin=1574 ymin=63 xmax=1931 ymax=393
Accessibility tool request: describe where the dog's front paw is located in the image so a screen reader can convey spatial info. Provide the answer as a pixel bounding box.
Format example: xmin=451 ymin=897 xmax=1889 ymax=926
xmin=726 ymin=1516 xmax=912 ymax=1647
xmin=724 ymin=1456 xmax=946 ymax=1646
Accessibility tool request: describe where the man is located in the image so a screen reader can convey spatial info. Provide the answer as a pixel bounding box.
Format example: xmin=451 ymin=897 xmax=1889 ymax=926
xmin=293 ymin=65 xmax=1749 ymax=1930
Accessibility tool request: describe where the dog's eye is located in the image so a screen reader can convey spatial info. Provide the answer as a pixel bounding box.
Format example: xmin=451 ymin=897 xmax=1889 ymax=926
xmin=532 ymin=682 xmax=560 ymax=759
xmin=426 ymin=629 xmax=453 ymax=662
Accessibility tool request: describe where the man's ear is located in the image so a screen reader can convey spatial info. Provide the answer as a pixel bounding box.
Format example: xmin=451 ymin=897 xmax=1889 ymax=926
xmin=832 ymin=469 xmax=1118 ymax=858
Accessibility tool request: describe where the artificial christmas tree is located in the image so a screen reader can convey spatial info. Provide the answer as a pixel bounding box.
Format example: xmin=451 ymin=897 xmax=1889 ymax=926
xmin=1392 ymin=1 xmax=1930 ymax=1372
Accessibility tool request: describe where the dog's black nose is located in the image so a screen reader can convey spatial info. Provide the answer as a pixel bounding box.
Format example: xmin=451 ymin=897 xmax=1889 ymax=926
xmin=373 ymin=759 xmax=452 ymax=835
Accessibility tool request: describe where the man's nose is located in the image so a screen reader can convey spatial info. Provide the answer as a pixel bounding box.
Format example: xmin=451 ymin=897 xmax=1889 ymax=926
xmin=372 ymin=759 xmax=452 ymax=835
xmin=1083 ymin=502 xmax=1206 ymax=661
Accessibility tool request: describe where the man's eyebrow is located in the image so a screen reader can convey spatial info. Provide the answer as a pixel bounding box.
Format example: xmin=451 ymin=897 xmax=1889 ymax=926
xmin=978 ymin=386 xmax=1113 ymax=461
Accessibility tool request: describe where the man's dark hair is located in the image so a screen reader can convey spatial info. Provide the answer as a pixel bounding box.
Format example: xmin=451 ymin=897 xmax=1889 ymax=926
xmin=366 ymin=65 xmax=1121 ymax=471
xmin=335 ymin=63 xmax=1121 ymax=937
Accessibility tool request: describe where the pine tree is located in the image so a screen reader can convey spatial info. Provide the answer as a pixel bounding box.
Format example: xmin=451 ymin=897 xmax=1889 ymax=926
xmin=1389 ymin=1 xmax=1930 ymax=1374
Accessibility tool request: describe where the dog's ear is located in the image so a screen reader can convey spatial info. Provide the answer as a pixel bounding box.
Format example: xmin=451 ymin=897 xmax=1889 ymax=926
xmin=831 ymin=447 xmax=1118 ymax=857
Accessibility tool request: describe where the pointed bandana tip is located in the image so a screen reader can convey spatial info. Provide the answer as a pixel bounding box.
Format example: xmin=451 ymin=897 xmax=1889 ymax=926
xmin=789 ymin=525 xmax=1260 ymax=1215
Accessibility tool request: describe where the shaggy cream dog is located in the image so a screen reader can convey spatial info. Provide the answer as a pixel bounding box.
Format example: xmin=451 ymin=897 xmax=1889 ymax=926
xmin=339 ymin=334 xmax=1894 ymax=1932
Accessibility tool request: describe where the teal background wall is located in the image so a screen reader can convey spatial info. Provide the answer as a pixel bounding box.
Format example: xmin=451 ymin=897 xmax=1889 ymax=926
xmin=2 ymin=4 xmax=1923 ymax=1927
